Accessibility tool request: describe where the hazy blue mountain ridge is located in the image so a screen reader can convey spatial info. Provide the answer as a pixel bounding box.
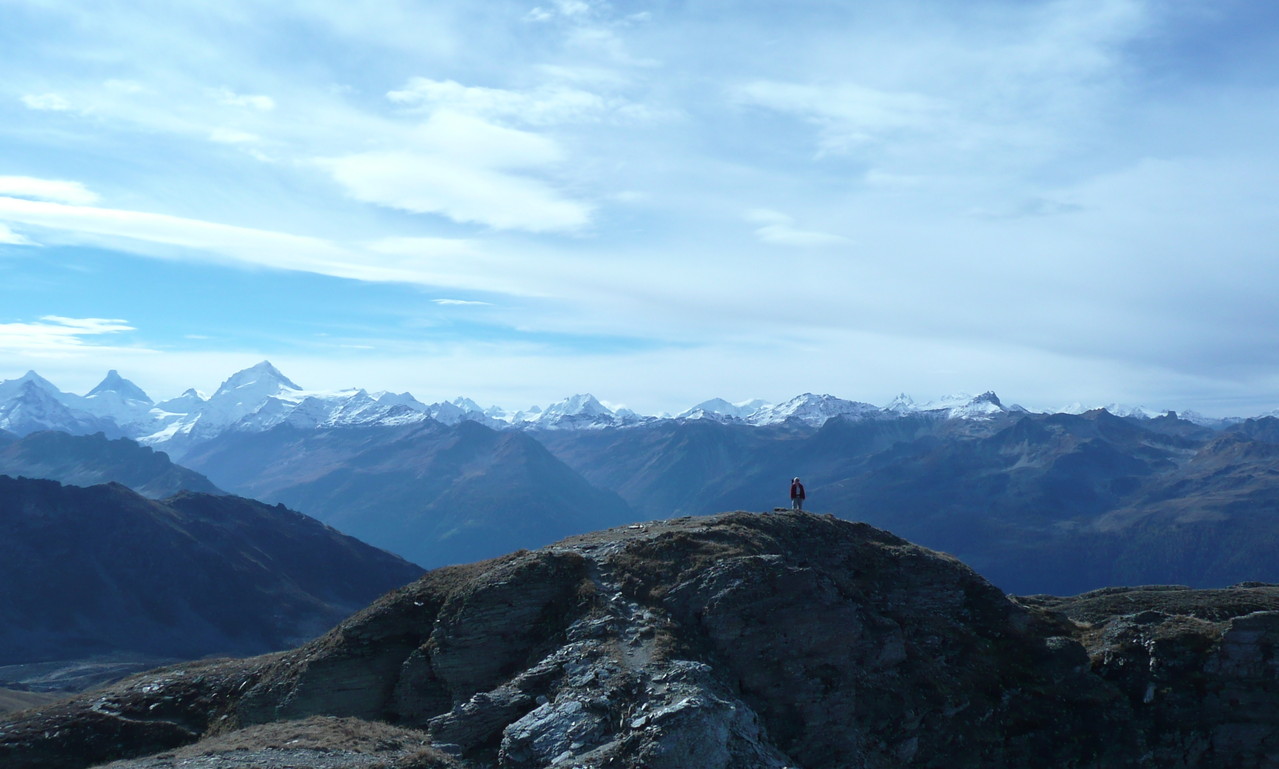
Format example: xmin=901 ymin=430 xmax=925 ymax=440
xmin=0 ymin=475 xmax=423 ymax=669
xmin=0 ymin=431 xmax=222 ymax=499
xmin=178 ymin=419 xmax=638 ymax=567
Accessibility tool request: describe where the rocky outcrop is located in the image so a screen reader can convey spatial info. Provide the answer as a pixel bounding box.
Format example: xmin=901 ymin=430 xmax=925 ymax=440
xmin=1027 ymin=586 xmax=1279 ymax=767
xmin=4 ymin=511 xmax=1279 ymax=769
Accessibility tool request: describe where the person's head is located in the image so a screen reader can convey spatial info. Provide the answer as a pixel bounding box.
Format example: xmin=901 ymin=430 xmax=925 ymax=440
xmin=793 ymin=477 xmax=800 ymax=483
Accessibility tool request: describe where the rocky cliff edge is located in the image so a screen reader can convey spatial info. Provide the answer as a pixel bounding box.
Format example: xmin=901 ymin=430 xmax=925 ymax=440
xmin=3 ymin=511 xmax=1279 ymax=769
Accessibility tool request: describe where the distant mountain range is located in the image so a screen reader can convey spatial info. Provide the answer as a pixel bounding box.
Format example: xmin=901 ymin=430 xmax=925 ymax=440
xmin=6 ymin=363 xmax=1279 ymax=595
xmin=0 ymin=475 xmax=423 ymax=673
xmin=3 ymin=362 xmax=1254 ymax=455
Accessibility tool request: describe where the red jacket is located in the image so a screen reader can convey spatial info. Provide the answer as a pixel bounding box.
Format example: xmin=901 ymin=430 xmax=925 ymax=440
xmin=790 ymin=481 xmax=805 ymax=499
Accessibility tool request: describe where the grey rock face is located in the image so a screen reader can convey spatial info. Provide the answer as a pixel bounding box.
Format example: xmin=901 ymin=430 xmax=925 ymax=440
xmin=6 ymin=512 xmax=1279 ymax=769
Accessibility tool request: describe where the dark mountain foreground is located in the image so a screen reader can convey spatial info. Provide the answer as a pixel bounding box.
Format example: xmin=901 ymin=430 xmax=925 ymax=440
xmin=0 ymin=689 xmax=56 ymax=715
xmin=0 ymin=476 xmax=423 ymax=683
xmin=4 ymin=511 xmax=1279 ymax=769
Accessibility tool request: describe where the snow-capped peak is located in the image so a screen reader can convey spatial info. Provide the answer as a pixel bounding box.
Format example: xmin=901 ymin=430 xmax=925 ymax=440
xmin=1058 ymin=402 xmax=1167 ymax=420
xmin=213 ymin=361 xmax=301 ymax=398
xmin=748 ymin=393 xmax=881 ymax=426
xmin=86 ymin=370 xmax=152 ymax=404
xmin=541 ymin=394 xmax=612 ymax=419
xmin=920 ymin=391 xmax=1007 ymax=419
xmin=0 ymin=370 xmax=66 ymax=402
xmin=164 ymin=361 xmax=307 ymax=438
xmin=374 ymin=391 xmax=429 ymax=412
xmin=677 ymin=397 xmax=771 ymax=421
xmin=451 ymin=396 xmax=488 ymax=414
xmin=517 ymin=394 xmax=621 ymax=429
xmin=0 ymin=378 xmax=117 ymax=436
xmin=80 ymin=369 xmax=155 ymax=426
xmin=155 ymin=389 xmax=208 ymax=414
xmin=885 ymin=393 xmax=917 ymax=413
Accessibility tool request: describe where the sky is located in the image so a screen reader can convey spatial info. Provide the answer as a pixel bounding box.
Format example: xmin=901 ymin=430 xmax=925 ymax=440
xmin=1 ymin=0 xmax=1278 ymax=417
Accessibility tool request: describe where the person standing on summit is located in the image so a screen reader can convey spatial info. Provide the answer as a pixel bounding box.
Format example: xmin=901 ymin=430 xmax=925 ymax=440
xmin=790 ymin=477 xmax=806 ymax=511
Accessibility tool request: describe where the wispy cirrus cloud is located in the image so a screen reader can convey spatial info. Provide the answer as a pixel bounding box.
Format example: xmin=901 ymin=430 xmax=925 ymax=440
xmin=0 ymin=223 xmax=32 ymax=245
xmin=320 ymin=110 xmax=592 ymax=232
xmin=433 ymin=298 xmax=492 ymax=306
xmin=746 ymin=209 xmax=852 ymax=248
xmin=389 ymin=78 xmax=610 ymax=126
xmin=734 ymin=81 xmax=944 ymax=156
xmin=0 ymin=176 xmax=101 ymax=206
xmin=388 ymin=76 xmax=660 ymax=126
xmin=20 ymin=93 xmax=72 ymax=111
xmin=209 ymin=87 xmax=275 ymax=111
xmin=0 ymin=316 xmax=142 ymax=357
xmin=0 ymin=188 xmax=554 ymax=297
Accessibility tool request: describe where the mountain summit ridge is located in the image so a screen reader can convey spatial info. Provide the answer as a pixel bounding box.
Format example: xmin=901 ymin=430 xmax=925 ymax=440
xmin=5 ymin=510 xmax=1279 ymax=769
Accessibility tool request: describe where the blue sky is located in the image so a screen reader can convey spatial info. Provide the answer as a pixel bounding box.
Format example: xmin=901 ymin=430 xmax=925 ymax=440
xmin=1 ymin=0 xmax=1277 ymax=416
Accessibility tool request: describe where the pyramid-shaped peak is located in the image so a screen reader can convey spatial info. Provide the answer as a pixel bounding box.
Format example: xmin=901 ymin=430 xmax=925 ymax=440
xmin=15 ymin=370 xmax=58 ymax=388
xmin=0 ymin=370 xmax=63 ymax=401
xmin=217 ymin=361 xmax=301 ymax=394
xmin=86 ymin=370 xmax=152 ymax=403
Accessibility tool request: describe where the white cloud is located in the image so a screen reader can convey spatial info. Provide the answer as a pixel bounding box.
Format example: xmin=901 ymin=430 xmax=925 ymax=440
xmin=321 ymin=110 xmax=591 ymax=232
xmin=0 ymin=176 xmax=101 ymax=206
xmin=389 ymin=77 xmax=618 ymax=126
xmin=0 ymin=316 xmax=141 ymax=357
xmin=365 ymin=236 xmax=480 ymax=259
xmin=0 ymin=223 xmax=32 ymax=245
xmin=211 ymin=87 xmax=275 ymax=111
xmin=323 ymin=151 xmax=590 ymax=232
xmin=363 ymin=237 xmax=557 ymax=296
xmin=21 ymin=93 xmax=71 ymax=111
xmin=734 ymin=81 xmax=945 ymax=155
xmin=0 ymin=195 xmax=396 ymax=282
xmin=103 ymin=79 xmax=146 ymax=94
xmin=415 ymin=109 xmax=564 ymax=165
xmin=527 ymin=0 xmax=596 ymax=22
xmin=433 ymin=299 xmax=492 ymax=306
xmin=40 ymin=316 xmax=133 ymax=334
xmin=555 ymin=0 xmax=594 ymax=17
xmin=0 ymin=196 xmax=553 ymax=295
xmin=746 ymin=209 xmax=851 ymax=248
xmin=209 ymin=128 xmax=261 ymax=144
